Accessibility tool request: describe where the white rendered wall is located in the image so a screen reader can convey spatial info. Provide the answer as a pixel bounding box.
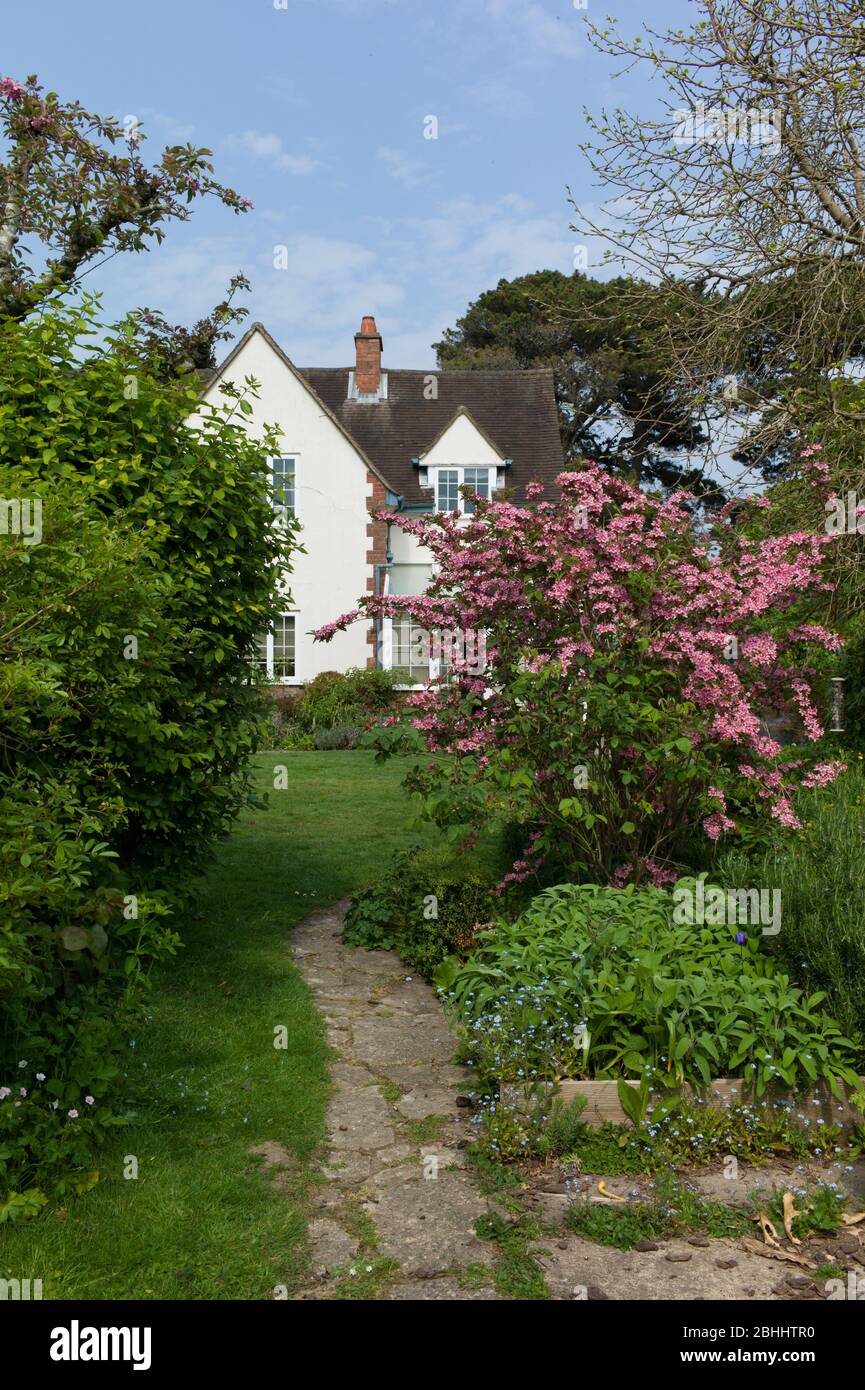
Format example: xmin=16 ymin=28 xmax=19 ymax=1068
xmin=196 ymin=329 xmax=374 ymax=682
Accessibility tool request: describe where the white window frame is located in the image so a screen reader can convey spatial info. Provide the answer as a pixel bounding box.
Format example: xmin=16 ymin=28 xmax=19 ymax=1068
xmin=272 ymin=455 xmax=298 ymax=519
xmin=255 ymin=614 xmax=297 ymax=683
xmin=432 ymin=465 xmax=493 ymax=514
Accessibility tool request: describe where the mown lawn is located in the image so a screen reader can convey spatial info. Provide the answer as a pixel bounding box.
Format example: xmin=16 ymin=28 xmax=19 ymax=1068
xmin=0 ymin=752 xmax=431 ymax=1300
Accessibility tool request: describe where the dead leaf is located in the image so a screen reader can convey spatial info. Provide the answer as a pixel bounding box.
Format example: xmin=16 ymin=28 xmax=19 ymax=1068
xmin=742 ymin=1239 xmax=816 ymax=1269
xmin=755 ymin=1211 xmax=781 ymax=1248
xmin=782 ymin=1191 xmax=802 ymax=1245
xmin=841 ymin=1212 xmax=865 ymax=1226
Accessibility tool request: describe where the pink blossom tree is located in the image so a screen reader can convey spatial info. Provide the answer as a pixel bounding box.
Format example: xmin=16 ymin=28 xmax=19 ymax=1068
xmin=317 ymin=463 xmax=845 ymax=887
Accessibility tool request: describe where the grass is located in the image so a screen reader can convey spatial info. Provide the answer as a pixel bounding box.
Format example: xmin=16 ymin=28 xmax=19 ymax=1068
xmin=474 ymin=1211 xmax=550 ymax=1299
xmin=564 ymin=1175 xmax=753 ymax=1251
xmin=0 ymin=751 xmax=438 ymax=1301
xmin=403 ymin=1115 xmax=448 ymax=1146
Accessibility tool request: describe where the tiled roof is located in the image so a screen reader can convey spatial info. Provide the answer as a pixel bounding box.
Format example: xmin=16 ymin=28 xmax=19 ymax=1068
xmin=299 ymin=366 xmax=564 ymax=505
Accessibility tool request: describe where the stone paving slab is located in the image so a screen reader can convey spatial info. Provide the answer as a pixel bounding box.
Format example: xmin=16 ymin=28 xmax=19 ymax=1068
xmin=537 ymin=1235 xmax=785 ymax=1301
xmin=290 ymin=905 xmax=499 ymax=1300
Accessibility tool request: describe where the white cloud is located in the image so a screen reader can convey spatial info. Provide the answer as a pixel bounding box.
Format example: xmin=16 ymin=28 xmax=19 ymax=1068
xmin=235 ymin=130 xmax=321 ymax=176
xmin=90 ymin=191 xmax=595 ymax=372
xmin=376 ymin=146 xmax=434 ymax=189
xmin=478 ymin=0 xmax=583 ymax=65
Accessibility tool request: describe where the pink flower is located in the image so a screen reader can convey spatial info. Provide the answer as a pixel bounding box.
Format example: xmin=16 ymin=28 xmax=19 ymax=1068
xmin=0 ymin=76 xmax=25 ymax=102
xmin=703 ymin=812 xmax=736 ymax=840
xmin=317 ymin=458 xmax=841 ymax=882
xmin=19 ymin=1087 xmax=27 ymax=1097
xmin=801 ymin=760 xmax=846 ymax=789
xmin=67 ymin=1109 xmax=79 ymax=1119
xmin=770 ymin=798 xmax=802 ymax=830
xmin=0 ymin=1087 xmax=10 ymax=1100
xmin=313 ymin=610 xmax=360 ymax=642
xmin=85 ymin=1095 xmax=95 ymax=1105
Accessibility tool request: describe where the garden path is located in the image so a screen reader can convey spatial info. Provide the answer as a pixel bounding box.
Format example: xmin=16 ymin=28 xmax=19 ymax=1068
xmin=285 ymin=902 xmax=865 ymax=1302
xmin=289 ymin=900 xmax=500 ymax=1300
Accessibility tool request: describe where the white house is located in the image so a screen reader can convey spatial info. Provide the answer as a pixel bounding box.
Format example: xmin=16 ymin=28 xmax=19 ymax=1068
xmin=198 ymin=316 xmax=563 ymax=686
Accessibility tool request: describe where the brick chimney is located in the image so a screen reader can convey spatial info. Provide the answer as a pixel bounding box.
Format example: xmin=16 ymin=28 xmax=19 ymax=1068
xmin=354 ymin=315 xmax=383 ymax=395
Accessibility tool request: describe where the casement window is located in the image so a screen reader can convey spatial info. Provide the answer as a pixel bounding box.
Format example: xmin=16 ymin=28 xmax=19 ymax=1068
xmin=390 ymin=612 xmax=435 ymax=686
xmin=272 ymin=456 xmax=296 ymax=515
xmin=254 ymin=615 xmax=296 ymax=681
xmin=434 ymin=466 xmax=491 ymax=514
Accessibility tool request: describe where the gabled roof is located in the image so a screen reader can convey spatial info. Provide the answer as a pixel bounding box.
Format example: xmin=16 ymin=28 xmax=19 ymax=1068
xmin=199 ymin=322 xmax=395 ymax=494
xmin=417 ymin=405 xmax=508 ymax=465
xmin=300 ymin=365 xmax=563 ymax=505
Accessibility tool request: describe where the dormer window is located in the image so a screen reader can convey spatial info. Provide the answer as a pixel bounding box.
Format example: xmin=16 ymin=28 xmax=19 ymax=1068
xmin=435 ymin=466 xmax=492 ymax=514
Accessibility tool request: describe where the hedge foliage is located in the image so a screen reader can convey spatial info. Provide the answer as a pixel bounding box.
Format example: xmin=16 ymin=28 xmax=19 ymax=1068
xmin=0 ymin=298 xmax=294 ymax=1200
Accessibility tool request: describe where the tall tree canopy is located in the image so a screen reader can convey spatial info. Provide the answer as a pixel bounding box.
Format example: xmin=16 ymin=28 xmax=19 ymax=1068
xmin=572 ymin=0 xmax=865 ymax=478
xmin=435 ymin=270 xmax=710 ymax=494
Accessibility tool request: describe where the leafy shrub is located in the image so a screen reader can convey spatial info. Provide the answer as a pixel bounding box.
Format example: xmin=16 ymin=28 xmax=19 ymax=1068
xmin=313 ymin=726 xmax=362 ymax=750
xmin=716 ymin=761 xmax=865 ymax=1055
xmin=343 ymin=845 xmax=497 ymax=977
xmin=342 ymin=872 xmax=404 ymax=952
xmin=321 ymin=462 xmax=844 ymax=887
xmin=258 ymin=704 xmax=314 ymax=750
xmin=472 ymin=1086 xmax=588 ymax=1161
xmin=840 ymin=618 xmax=865 ymax=749
xmin=296 ymin=668 xmax=397 ymax=734
xmin=0 ymin=297 xmax=290 ymax=1196
xmin=442 ymin=880 xmax=861 ymax=1097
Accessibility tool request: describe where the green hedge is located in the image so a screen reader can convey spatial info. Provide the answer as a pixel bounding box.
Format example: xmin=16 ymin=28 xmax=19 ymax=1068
xmin=0 ymin=298 xmax=292 ymax=1202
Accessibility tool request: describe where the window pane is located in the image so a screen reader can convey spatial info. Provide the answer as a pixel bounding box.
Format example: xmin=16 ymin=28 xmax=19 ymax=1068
xmin=272 ymin=615 xmax=296 ymax=680
xmin=463 ymin=468 xmax=489 ymax=515
xmin=436 ymin=469 xmax=459 ymax=512
xmin=391 ymin=611 xmax=430 ymax=684
xmin=273 ymin=457 xmax=296 ymax=513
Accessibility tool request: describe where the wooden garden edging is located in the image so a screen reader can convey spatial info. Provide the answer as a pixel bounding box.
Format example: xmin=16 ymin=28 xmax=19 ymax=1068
xmin=502 ymin=1076 xmax=865 ymax=1132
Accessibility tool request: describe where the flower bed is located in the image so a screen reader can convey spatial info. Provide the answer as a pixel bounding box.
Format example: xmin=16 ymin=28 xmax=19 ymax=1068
xmin=439 ymin=880 xmax=864 ymax=1107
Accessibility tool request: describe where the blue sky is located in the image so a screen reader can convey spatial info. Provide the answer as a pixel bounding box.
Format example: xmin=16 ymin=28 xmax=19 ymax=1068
xmin=4 ymin=0 xmax=693 ymax=368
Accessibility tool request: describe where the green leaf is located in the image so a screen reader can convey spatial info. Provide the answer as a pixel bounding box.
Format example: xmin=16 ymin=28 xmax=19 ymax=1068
xmin=60 ymin=926 xmax=90 ymax=952
xmin=89 ymin=923 xmax=109 ymax=958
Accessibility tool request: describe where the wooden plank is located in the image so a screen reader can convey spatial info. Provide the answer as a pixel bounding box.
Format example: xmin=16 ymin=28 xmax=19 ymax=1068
xmin=502 ymin=1076 xmax=865 ymax=1130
